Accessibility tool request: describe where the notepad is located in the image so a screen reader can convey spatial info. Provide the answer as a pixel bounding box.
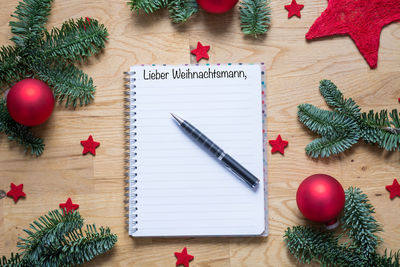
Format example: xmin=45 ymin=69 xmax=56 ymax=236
xmin=124 ymin=64 xmax=268 ymax=237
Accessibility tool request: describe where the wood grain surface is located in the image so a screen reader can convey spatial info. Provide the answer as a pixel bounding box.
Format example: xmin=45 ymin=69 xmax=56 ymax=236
xmin=1 ymin=0 xmax=400 ymax=266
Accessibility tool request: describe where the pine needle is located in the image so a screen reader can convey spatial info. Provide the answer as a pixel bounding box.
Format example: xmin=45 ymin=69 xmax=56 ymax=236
xmin=284 ymin=187 xmax=399 ymax=267
xmin=1 ymin=210 xmax=117 ymax=267
xmin=298 ymin=80 xmax=400 ymax=157
xmin=239 ymin=0 xmax=271 ymax=37
xmin=168 ymin=0 xmax=198 ymax=23
xmin=127 ymin=0 xmax=168 ymax=13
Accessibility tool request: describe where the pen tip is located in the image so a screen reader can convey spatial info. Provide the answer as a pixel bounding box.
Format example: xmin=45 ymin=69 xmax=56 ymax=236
xmin=170 ymin=113 xmax=184 ymax=125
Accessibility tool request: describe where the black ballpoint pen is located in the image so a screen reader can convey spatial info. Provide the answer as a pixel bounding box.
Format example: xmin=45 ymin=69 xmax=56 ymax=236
xmin=171 ymin=113 xmax=260 ymax=188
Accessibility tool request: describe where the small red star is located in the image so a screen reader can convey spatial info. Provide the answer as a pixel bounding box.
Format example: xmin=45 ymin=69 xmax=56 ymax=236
xmin=306 ymin=0 xmax=400 ymax=68
xmin=191 ymin=42 xmax=210 ymax=62
xmin=285 ymin=0 xmax=304 ymax=18
xmin=59 ymin=198 xmax=79 ymax=213
xmin=386 ymin=179 xmax=400 ymax=199
xmin=7 ymin=183 xmax=26 ymax=203
xmin=269 ymin=135 xmax=289 ymax=155
xmin=175 ymin=247 xmax=194 ymax=267
xmin=81 ymin=135 xmax=100 ymax=155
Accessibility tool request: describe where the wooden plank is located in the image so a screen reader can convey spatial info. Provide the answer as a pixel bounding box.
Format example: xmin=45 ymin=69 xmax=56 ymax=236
xmin=0 ymin=0 xmax=399 ymax=266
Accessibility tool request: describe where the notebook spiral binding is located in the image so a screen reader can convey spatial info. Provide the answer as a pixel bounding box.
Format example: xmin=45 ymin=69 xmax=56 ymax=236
xmin=124 ymin=71 xmax=138 ymax=234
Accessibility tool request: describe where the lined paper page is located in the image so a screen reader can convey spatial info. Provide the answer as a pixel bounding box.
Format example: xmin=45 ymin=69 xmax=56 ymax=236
xmin=130 ymin=64 xmax=265 ymax=236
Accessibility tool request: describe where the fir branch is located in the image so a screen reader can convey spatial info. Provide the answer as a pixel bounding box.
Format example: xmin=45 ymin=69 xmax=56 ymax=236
xmin=39 ymin=18 xmax=109 ymax=63
xmin=319 ymin=80 xmax=361 ymax=121
xmin=298 ymin=104 xmax=359 ymax=137
xmin=0 ymin=46 xmax=26 ymax=87
xmin=305 ymin=132 xmax=360 ymax=158
xmin=1 ymin=210 xmax=117 ymax=267
xmin=17 ymin=210 xmax=84 ymax=263
xmin=10 ymin=0 xmax=53 ymax=47
xmin=0 ymin=253 xmax=25 ymax=267
xmin=128 ymin=0 xmax=168 ymax=13
xmin=298 ymin=80 xmax=400 ymax=157
xmin=168 ymin=0 xmax=198 ymax=23
xmin=239 ymin=0 xmax=271 ymax=37
xmin=0 ymin=100 xmax=44 ymax=156
xmin=31 ymin=61 xmax=95 ymax=108
xmin=372 ymin=250 xmax=400 ymax=267
xmin=284 ymin=226 xmax=365 ymax=266
xmin=341 ymin=187 xmax=382 ymax=261
xmin=56 ymin=225 xmax=118 ymax=266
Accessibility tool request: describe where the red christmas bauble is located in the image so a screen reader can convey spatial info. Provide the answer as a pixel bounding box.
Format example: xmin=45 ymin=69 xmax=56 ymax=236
xmin=7 ymin=79 xmax=55 ymax=126
xmin=197 ymin=0 xmax=239 ymax=14
xmin=296 ymin=174 xmax=345 ymax=225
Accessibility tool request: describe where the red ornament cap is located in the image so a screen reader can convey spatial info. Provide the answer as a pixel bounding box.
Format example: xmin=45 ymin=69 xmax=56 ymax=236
xmin=175 ymin=247 xmax=194 ymax=267
xmin=7 ymin=183 xmax=26 ymax=203
xmin=59 ymin=198 xmax=79 ymax=213
xmin=81 ymin=135 xmax=100 ymax=155
xmin=296 ymin=174 xmax=345 ymax=223
xmin=305 ymin=0 xmax=400 ymax=68
xmin=191 ymin=42 xmax=210 ymax=62
xmin=269 ymin=135 xmax=288 ymax=155
xmin=386 ymin=179 xmax=400 ymax=199
xmin=285 ymin=0 xmax=304 ymax=18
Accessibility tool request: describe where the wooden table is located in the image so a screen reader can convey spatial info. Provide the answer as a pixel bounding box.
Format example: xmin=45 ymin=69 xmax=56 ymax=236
xmin=1 ymin=0 xmax=399 ymax=266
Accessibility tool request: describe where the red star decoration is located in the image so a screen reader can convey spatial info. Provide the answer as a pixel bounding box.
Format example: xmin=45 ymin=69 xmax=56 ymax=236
xmin=174 ymin=247 xmax=194 ymax=267
xmin=191 ymin=42 xmax=210 ymax=62
xmin=386 ymin=179 xmax=400 ymax=199
xmin=81 ymin=135 xmax=100 ymax=155
xmin=285 ymin=0 xmax=304 ymax=18
xmin=269 ymin=135 xmax=288 ymax=155
xmin=7 ymin=183 xmax=26 ymax=203
xmin=59 ymin=198 xmax=79 ymax=213
xmin=306 ymin=0 xmax=400 ymax=69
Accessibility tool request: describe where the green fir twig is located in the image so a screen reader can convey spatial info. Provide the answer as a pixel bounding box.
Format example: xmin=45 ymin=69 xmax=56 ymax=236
xmin=298 ymin=80 xmax=400 ymax=158
xmin=284 ymin=187 xmax=400 ymax=267
xmin=168 ymin=0 xmax=198 ymax=23
xmin=1 ymin=209 xmax=117 ymax=267
xmin=239 ymin=0 xmax=271 ymax=37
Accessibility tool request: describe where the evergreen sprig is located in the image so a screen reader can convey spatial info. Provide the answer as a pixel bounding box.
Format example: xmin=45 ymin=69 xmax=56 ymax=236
xmin=128 ymin=0 xmax=271 ymax=36
xmin=128 ymin=0 xmax=168 ymax=13
xmin=284 ymin=187 xmax=400 ymax=267
xmin=239 ymin=0 xmax=271 ymax=37
xmin=0 ymin=0 xmax=108 ymax=156
xmin=341 ymin=187 xmax=381 ymax=261
xmin=1 ymin=209 xmax=117 ymax=267
xmin=168 ymin=0 xmax=198 ymax=23
xmin=298 ymin=80 xmax=400 ymax=158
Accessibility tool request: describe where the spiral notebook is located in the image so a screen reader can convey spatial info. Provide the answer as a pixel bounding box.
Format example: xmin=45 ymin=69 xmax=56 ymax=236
xmin=124 ymin=63 xmax=268 ymax=237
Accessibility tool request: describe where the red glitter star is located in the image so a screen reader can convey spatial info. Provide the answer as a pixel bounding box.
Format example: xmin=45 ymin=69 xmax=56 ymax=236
xmin=59 ymin=198 xmax=79 ymax=213
xmin=191 ymin=42 xmax=210 ymax=62
xmin=81 ymin=135 xmax=100 ymax=155
xmin=269 ymin=135 xmax=289 ymax=155
xmin=175 ymin=247 xmax=194 ymax=267
xmin=386 ymin=179 xmax=400 ymax=199
xmin=306 ymin=0 xmax=400 ymax=68
xmin=285 ymin=0 xmax=304 ymax=18
xmin=7 ymin=183 xmax=26 ymax=203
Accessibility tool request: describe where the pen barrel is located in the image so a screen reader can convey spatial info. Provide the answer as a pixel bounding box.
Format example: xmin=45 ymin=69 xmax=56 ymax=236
xmin=221 ymin=154 xmax=260 ymax=188
xmin=181 ymin=121 xmax=224 ymax=156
